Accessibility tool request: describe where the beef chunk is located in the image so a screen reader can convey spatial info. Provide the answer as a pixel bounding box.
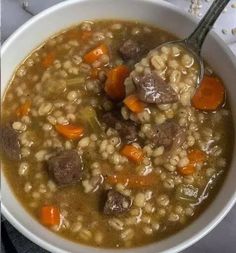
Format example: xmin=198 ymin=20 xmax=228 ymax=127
xmin=115 ymin=120 xmax=138 ymax=143
xmin=133 ymin=72 xmax=178 ymax=104
xmin=119 ymin=39 xmax=141 ymax=60
xmin=102 ymin=111 xmax=138 ymax=143
xmin=0 ymin=125 xmax=21 ymax=160
xmin=102 ymin=111 xmax=119 ymax=128
xmin=47 ymin=150 xmax=83 ymax=186
xmin=152 ymin=120 xmax=185 ymax=149
xmin=173 ymin=126 xmax=186 ymax=150
xmin=104 ymin=190 xmax=131 ymax=215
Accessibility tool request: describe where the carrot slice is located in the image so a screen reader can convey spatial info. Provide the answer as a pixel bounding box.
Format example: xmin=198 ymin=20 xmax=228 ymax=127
xmin=178 ymin=164 xmax=196 ymax=176
xmin=105 ymin=65 xmax=130 ymax=101
xmin=40 ymin=205 xmax=60 ymax=226
xmin=16 ymin=100 xmax=31 ymax=117
xmin=55 ymin=124 xmax=84 ymax=140
xmin=192 ymin=75 xmax=225 ymax=111
xmin=42 ymin=52 xmax=55 ymax=68
xmin=178 ymin=149 xmax=206 ymax=176
xmin=120 ymin=144 xmax=144 ymax=163
xmin=188 ymin=149 xmax=206 ymax=164
xmin=84 ymin=44 xmax=109 ymax=64
xmin=124 ymin=94 xmax=145 ymax=113
xmin=106 ymin=174 xmax=158 ymax=188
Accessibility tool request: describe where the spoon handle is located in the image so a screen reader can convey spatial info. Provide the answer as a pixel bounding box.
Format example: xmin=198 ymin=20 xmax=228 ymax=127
xmin=186 ymin=0 xmax=230 ymax=54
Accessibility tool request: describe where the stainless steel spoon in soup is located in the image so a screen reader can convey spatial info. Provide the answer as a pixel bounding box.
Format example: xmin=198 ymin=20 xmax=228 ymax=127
xmin=175 ymin=0 xmax=230 ymax=85
xmin=128 ymin=0 xmax=230 ymax=95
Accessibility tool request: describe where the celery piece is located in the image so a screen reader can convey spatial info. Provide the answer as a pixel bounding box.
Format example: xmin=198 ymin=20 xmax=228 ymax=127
xmin=175 ymin=184 xmax=199 ymax=202
xmin=78 ymin=106 xmax=104 ymax=137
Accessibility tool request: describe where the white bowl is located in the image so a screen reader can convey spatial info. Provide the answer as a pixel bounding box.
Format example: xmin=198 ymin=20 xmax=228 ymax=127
xmin=1 ymin=0 xmax=236 ymax=252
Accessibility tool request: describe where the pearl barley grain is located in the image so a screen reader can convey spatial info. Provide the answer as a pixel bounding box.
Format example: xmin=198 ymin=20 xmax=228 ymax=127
xmin=67 ymin=91 xmax=78 ymax=101
xmin=157 ymin=194 xmax=170 ymax=206
xmin=21 ymin=147 xmax=30 ymax=157
xmin=18 ymin=162 xmax=29 ymax=176
xmin=121 ymin=228 xmax=134 ymax=240
xmin=38 ymin=102 xmax=53 ymax=116
xmin=24 ymin=182 xmax=32 ymax=193
xmin=35 ymin=150 xmax=47 ymax=161
xmin=143 ymin=226 xmax=153 ymax=235
xmin=168 ymin=213 xmax=179 ymax=222
xmin=78 ymin=137 xmax=90 ymax=148
xmin=12 ymin=121 xmax=24 ymax=131
xmin=134 ymin=193 xmax=145 ymax=207
xmin=163 ymin=178 xmax=175 ymax=189
xmin=181 ymin=54 xmax=194 ymax=68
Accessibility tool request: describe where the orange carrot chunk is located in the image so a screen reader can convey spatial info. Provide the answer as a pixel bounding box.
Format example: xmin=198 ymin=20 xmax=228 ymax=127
xmin=178 ymin=149 xmax=206 ymax=176
xmin=84 ymin=44 xmax=109 ymax=64
xmin=40 ymin=205 xmax=60 ymax=226
xmin=178 ymin=164 xmax=196 ymax=176
xmin=124 ymin=94 xmax=145 ymax=113
xmin=120 ymin=144 xmax=144 ymax=163
xmin=106 ymin=174 xmax=158 ymax=188
xmin=42 ymin=52 xmax=55 ymax=68
xmin=192 ymin=75 xmax=225 ymax=111
xmin=55 ymin=124 xmax=84 ymax=140
xmin=188 ymin=149 xmax=206 ymax=164
xmin=16 ymin=100 xmax=31 ymax=117
xmin=105 ymin=65 xmax=130 ymax=101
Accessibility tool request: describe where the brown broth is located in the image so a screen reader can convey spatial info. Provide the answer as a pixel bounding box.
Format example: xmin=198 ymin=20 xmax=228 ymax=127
xmin=1 ymin=20 xmax=234 ymax=248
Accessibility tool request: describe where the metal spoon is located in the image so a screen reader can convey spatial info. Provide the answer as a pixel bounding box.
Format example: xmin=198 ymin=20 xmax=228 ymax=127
xmin=154 ymin=0 xmax=230 ymax=85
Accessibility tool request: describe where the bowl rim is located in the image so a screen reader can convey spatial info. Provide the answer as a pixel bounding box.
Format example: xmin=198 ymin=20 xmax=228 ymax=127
xmin=1 ymin=0 xmax=236 ymax=253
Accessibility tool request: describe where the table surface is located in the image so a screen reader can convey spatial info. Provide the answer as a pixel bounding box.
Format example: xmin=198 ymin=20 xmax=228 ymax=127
xmin=1 ymin=1 xmax=236 ymax=253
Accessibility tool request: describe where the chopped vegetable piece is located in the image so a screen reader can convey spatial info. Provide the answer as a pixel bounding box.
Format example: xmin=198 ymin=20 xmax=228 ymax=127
xmin=106 ymin=174 xmax=158 ymax=188
xmin=42 ymin=52 xmax=55 ymax=68
xmin=16 ymin=100 xmax=31 ymax=117
xmin=78 ymin=106 xmax=104 ymax=137
xmin=40 ymin=205 xmax=60 ymax=226
xmin=178 ymin=149 xmax=206 ymax=176
xmin=66 ymin=77 xmax=85 ymax=86
xmin=124 ymin=94 xmax=145 ymax=113
xmin=105 ymin=65 xmax=130 ymax=101
xmin=178 ymin=164 xmax=196 ymax=175
xmin=192 ymin=76 xmax=225 ymax=111
xmin=55 ymin=124 xmax=84 ymax=140
xmin=81 ymin=31 xmax=92 ymax=40
xmin=188 ymin=149 xmax=206 ymax=164
xmin=120 ymin=144 xmax=144 ymax=163
xmin=84 ymin=44 xmax=109 ymax=64
xmin=175 ymin=184 xmax=198 ymax=202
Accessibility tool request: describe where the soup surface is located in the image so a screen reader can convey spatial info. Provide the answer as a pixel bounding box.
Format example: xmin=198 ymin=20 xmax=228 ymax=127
xmin=1 ymin=20 xmax=234 ymax=248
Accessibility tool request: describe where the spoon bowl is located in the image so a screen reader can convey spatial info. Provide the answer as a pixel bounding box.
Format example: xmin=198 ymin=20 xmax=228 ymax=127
xmin=131 ymin=0 xmax=230 ymax=87
xmin=155 ymin=40 xmax=204 ymax=86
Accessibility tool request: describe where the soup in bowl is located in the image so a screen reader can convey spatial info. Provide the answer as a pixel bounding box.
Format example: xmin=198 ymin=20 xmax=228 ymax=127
xmin=1 ymin=0 xmax=236 ymax=253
